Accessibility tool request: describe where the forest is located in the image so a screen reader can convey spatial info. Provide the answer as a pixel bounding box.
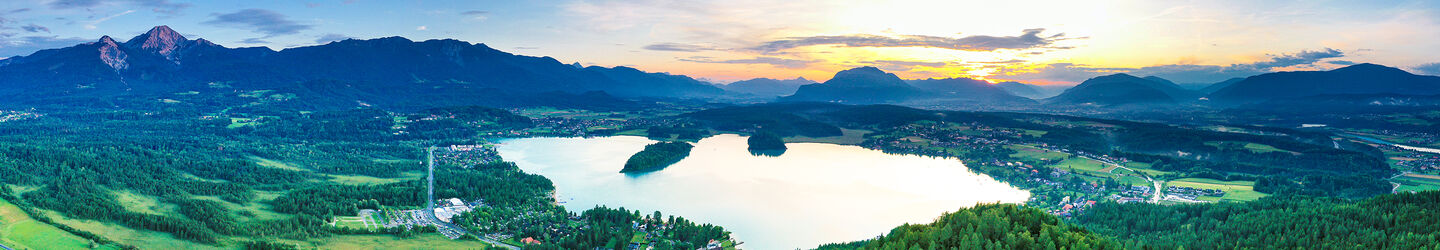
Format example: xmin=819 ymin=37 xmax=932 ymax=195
xmin=819 ymin=191 xmax=1440 ymax=249
xmin=816 ymin=203 xmax=1122 ymax=250
xmin=1074 ymin=191 xmax=1440 ymax=249
xmin=743 ymin=132 xmax=789 ymax=153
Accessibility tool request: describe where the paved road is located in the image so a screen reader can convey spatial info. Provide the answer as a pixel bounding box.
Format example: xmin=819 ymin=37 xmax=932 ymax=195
xmin=425 ymin=146 xmax=519 ymax=250
xmin=0 ymin=242 xmax=14 ymax=250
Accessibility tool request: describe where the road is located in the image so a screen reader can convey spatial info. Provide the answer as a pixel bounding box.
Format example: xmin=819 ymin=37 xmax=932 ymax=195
xmin=1092 ymin=156 xmax=1163 ymax=202
xmin=0 ymin=242 xmax=13 ymax=250
xmin=425 ymin=146 xmax=519 ymax=250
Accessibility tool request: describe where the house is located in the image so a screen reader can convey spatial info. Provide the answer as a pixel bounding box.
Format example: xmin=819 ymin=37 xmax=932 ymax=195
xmin=521 ymin=237 xmax=542 ymax=245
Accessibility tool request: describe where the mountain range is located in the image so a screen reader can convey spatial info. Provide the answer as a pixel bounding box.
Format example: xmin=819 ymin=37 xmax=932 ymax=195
xmin=1045 ymin=73 xmax=1200 ymax=106
xmin=2 ymin=25 xmax=1436 ymax=111
xmin=719 ymin=77 xmax=816 ymax=98
xmin=0 ymin=26 xmax=719 ymax=110
xmin=781 ymin=66 xmax=1032 ymax=105
xmin=1207 ymin=63 xmax=1440 ymax=104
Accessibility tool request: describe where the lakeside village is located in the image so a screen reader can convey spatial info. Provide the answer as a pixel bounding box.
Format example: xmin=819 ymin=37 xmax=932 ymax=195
xmin=858 ymin=121 xmax=1231 ymax=217
xmin=334 ymin=145 xmax=736 ymax=250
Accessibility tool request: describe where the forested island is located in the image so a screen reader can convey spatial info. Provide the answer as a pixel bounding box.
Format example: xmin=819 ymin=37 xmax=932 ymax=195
xmin=746 ymin=132 xmax=787 ymax=156
xmin=621 ymin=142 xmax=695 ymax=173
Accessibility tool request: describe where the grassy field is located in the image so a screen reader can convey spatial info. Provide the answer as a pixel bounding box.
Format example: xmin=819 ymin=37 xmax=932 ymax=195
xmin=1165 ymin=178 xmax=1269 ymax=202
xmin=1204 ymin=141 xmax=1297 ymax=155
xmin=39 ymin=209 xmax=221 ymax=249
xmin=42 ymin=206 xmax=487 ymax=249
xmin=1005 ymin=145 xmax=1069 ymax=161
xmin=1053 ymin=157 xmax=1108 ymax=174
xmin=227 ymin=117 xmax=260 ymax=129
xmin=786 ymin=128 xmax=871 ymax=145
xmin=1120 ymin=162 xmax=1169 ymax=176
xmin=1394 ymin=174 xmax=1440 ymax=193
xmin=332 ymin=216 xmax=375 ymax=229
xmin=113 ymin=190 xmax=176 ymax=216
xmin=323 ymin=171 xmax=424 ymax=185
xmin=191 ymin=194 xmax=293 ymax=222
xmin=1 ymin=198 xmax=109 ymax=250
xmin=276 ymin=234 xmax=495 ymax=249
xmin=250 ymin=156 xmax=308 ymax=171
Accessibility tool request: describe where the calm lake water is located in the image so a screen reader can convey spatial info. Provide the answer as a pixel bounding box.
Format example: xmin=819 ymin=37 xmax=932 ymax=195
xmin=495 ymin=134 xmax=1029 ymax=249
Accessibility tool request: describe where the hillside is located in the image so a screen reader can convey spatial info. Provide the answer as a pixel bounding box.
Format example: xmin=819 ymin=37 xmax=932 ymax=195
xmin=0 ymin=26 xmax=720 ymax=110
xmin=1046 ymin=74 xmax=1199 ymax=106
xmin=719 ymin=77 xmax=815 ymax=97
xmin=1208 ymin=63 xmax=1440 ymax=104
xmin=782 ymin=67 xmax=929 ymax=104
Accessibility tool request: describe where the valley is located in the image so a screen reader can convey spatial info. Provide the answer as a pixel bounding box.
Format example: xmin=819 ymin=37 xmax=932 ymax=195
xmin=0 ymin=20 xmax=1436 ymax=250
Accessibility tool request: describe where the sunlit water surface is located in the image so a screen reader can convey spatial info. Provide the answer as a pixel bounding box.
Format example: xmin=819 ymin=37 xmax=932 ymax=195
xmin=495 ymin=134 xmax=1029 ymax=249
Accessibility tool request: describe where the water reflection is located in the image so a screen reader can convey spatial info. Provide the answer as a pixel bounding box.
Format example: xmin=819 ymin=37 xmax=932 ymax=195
xmin=495 ymin=134 xmax=1029 ymax=249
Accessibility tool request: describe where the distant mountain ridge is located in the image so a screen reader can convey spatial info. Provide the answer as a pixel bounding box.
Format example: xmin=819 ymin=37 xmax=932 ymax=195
xmin=720 ymin=77 xmax=815 ymax=97
xmin=1207 ymin=63 xmax=1440 ymax=104
xmin=0 ymin=25 xmax=721 ymax=110
xmin=783 ymin=67 xmax=928 ymax=104
xmin=1045 ymin=74 xmax=1199 ymax=106
xmin=782 ymin=66 xmax=1032 ymax=105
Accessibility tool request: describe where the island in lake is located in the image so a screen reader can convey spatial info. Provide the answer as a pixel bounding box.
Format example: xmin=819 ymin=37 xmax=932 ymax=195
xmin=747 ymin=132 xmax=788 ymax=156
xmin=621 ymin=141 xmax=695 ymax=173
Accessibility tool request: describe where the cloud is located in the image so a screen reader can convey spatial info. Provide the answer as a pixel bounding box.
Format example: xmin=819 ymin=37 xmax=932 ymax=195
xmin=129 ymin=0 xmax=190 ymax=15
xmin=47 ymin=0 xmax=100 ymax=9
xmin=9 ymin=8 xmax=31 ymax=13
xmin=84 ymin=10 xmax=134 ymax=29
xmin=239 ymin=38 xmax=268 ymax=44
xmin=1327 ymin=60 xmax=1357 ymax=65
xmin=0 ymin=35 xmax=91 ymax=57
xmin=994 ymin=63 xmax=1127 ymax=83
xmin=996 ymin=48 xmax=1349 ymax=84
xmin=751 ymin=29 xmax=1070 ymax=53
xmin=642 ymin=42 xmax=717 ymax=52
xmin=1126 ymin=48 xmax=1344 ymax=82
xmin=460 ymin=10 xmax=488 ymax=21
xmin=1245 ymin=48 xmax=1344 ymax=69
xmin=679 ymin=56 xmax=816 ymax=69
xmin=49 ymin=0 xmax=189 ymax=16
xmin=1414 ymin=62 xmax=1440 ymax=76
xmin=314 ymin=33 xmax=351 ymax=44
xmin=863 ymin=60 xmax=947 ymax=72
xmin=203 ymin=9 xmax=312 ymax=37
xmin=416 ymin=26 xmax=427 ymax=31
xmin=21 ymin=24 xmax=49 ymax=33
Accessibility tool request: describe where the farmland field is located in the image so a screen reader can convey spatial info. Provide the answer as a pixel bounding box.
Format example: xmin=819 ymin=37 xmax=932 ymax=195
xmin=1165 ymin=178 xmax=1269 ymax=202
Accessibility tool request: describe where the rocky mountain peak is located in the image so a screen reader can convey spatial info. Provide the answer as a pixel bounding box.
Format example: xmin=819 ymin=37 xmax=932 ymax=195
xmin=125 ymin=25 xmax=191 ymax=61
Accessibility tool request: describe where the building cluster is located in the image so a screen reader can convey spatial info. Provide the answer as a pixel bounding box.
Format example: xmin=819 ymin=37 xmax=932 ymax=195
xmin=1378 ymin=144 xmax=1440 ymax=173
xmin=435 ymin=145 xmax=503 ymax=167
xmin=433 ymin=198 xmax=480 ymax=223
xmin=524 ymin=117 xmax=679 ymax=137
xmin=1047 ymin=196 xmax=1098 ymax=217
xmin=1164 ymin=186 xmax=1225 ymax=200
xmin=0 ymin=110 xmax=41 ymax=123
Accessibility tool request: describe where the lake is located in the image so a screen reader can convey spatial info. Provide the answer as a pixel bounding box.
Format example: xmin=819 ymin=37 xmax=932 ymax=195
xmin=495 ymin=134 xmax=1029 ymax=249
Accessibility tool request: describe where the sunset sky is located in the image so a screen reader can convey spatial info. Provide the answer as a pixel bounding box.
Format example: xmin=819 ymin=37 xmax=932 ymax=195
xmin=2 ymin=0 xmax=1438 ymax=84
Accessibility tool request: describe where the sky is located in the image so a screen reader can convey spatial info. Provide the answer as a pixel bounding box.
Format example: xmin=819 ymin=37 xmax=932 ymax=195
xmin=1 ymin=0 xmax=1438 ymax=84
